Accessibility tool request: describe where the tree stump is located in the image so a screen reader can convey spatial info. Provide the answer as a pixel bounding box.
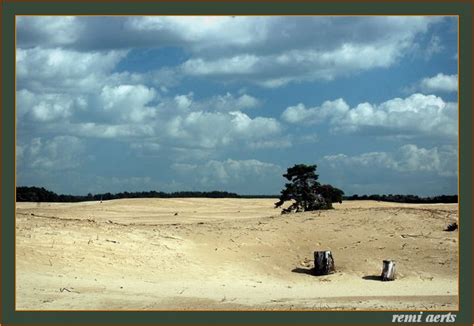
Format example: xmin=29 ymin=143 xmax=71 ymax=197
xmin=381 ymin=260 xmax=396 ymax=281
xmin=313 ymin=251 xmax=335 ymax=275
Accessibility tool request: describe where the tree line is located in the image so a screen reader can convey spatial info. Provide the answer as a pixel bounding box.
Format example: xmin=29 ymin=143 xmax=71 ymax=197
xmin=343 ymin=193 xmax=458 ymax=204
xmin=16 ymin=186 xmax=457 ymax=204
xmin=16 ymin=186 xmax=241 ymax=202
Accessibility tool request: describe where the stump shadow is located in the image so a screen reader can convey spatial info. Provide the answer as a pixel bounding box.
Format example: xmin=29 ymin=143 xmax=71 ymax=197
xmin=362 ymin=275 xmax=382 ymax=281
xmin=291 ymin=267 xmax=315 ymax=276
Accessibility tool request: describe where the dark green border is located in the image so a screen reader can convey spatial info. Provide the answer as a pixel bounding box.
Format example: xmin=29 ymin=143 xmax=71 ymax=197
xmin=2 ymin=1 xmax=472 ymax=325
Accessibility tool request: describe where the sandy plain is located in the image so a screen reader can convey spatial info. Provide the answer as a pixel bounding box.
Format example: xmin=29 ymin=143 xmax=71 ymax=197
xmin=15 ymin=198 xmax=458 ymax=310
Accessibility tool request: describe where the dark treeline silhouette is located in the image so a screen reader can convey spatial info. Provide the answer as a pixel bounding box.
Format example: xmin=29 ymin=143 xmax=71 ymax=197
xmin=16 ymin=186 xmax=242 ymax=202
xmin=343 ymin=193 xmax=458 ymax=204
xmin=16 ymin=186 xmax=457 ymax=204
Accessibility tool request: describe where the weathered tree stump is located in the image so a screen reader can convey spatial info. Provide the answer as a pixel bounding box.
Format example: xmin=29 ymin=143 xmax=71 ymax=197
xmin=381 ymin=260 xmax=396 ymax=281
xmin=313 ymin=250 xmax=335 ymax=275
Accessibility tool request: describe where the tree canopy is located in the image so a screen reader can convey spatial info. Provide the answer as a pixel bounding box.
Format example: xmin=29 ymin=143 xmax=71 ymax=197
xmin=275 ymin=164 xmax=344 ymax=214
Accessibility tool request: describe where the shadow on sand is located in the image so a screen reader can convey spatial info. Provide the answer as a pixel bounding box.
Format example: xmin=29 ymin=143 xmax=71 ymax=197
xmin=362 ymin=275 xmax=382 ymax=281
xmin=291 ymin=267 xmax=315 ymax=276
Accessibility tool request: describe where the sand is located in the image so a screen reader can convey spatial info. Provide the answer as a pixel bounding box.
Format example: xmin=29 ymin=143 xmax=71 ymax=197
xmin=15 ymin=199 xmax=459 ymax=310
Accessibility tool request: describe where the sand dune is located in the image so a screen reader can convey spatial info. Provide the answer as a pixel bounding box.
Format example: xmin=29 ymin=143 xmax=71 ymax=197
xmin=16 ymin=199 xmax=458 ymax=310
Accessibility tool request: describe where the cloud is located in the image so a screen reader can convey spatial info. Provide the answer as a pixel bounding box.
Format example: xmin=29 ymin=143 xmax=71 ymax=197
xmin=17 ymin=16 xmax=268 ymax=53
xmin=248 ymin=138 xmax=292 ymax=150
xmin=17 ymin=89 xmax=79 ymax=122
xmin=181 ymin=55 xmax=259 ymax=76
xmin=17 ymin=83 xmax=275 ymax=150
xmin=203 ymin=93 xmax=261 ymax=111
xmin=170 ymin=92 xmax=261 ymax=112
xmin=18 ymin=136 xmax=86 ymax=171
xmin=282 ymin=93 xmax=457 ymax=138
xmin=163 ymin=110 xmax=281 ymax=149
xmin=16 ymin=144 xmax=25 ymax=162
xmin=419 ymin=73 xmax=458 ymax=93
xmin=17 ymin=16 xmax=441 ymax=53
xmin=179 ymin=42 xmax=408 ymax=87
xmin=15 ymin=47 xmax=269 ymax=148
xmin=16 ymin=47 xmax=127 ymax=94
xmin=99 ymin=84 xmax=157 ymax=122
xmin=176 ymin=16 xmax=445 ymax=87
xmin=16 ymin=17 xmax=451 ymax=149
xmin=281 ymin=99 xmax=349 ymax=124
xmin=129 ymin=142 xmax=161 ymax=156
xmin=59 ymin=122 xmax=155 ymax=139
xmin=17 ymin=16 xmax=81 ymax=48
xmin=172 ymin=159 xmax=282 ymax=192
xmin=425 ymin=35 xmax=444 ymax=58
xmin=15 ymin=16 xmax=457 ymax=196
xmin=247 ymin=132 xmax=318 ymax=149
xmin=323 ymin=144 xmax=457 ymax=177
xmin=17 ymin=16 xmax=446 ymax=88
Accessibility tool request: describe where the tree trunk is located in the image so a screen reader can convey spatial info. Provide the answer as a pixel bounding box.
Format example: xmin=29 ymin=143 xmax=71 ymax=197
xmin=313 ymin=250 xmax=335 ymax=275
xmin=381 ymin=260 xmax=396 ymax=281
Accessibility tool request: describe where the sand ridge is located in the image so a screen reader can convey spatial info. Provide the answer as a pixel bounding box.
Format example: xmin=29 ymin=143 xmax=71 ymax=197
xmin=16 ymin=199 xmax=458 ymax=310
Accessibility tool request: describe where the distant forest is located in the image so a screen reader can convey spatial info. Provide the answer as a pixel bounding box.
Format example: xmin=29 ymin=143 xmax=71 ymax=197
xmin=343 ymin=193 xmax=457 ymax=204
xmin=16 ymin=186 xmax=458 ymax=204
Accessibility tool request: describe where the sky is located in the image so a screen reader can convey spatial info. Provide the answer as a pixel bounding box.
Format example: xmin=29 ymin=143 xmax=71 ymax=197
xmin=16 ymin=16 xmax=458 ymax=196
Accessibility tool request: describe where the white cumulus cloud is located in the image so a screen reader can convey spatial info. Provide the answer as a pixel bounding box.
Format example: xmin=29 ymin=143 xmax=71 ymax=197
xmin=282 ymin=93 xmax=457 ymax=138
xmin=163 ymin=110 xmax=281 ymax=149
xmin=323 ymin=144 xmax=457 ymax=177
xmin=17 ymin=47 xmax=127 ymax=93
xmin=281 ymin=99 xmax=349 ymax=124
xmin=420 ymin=73 xmax=458 ymax=93
xmin=17 ymin=89 xmax=87 ymax=122
xmin=100 ymin=84 xmax=156 ymax=122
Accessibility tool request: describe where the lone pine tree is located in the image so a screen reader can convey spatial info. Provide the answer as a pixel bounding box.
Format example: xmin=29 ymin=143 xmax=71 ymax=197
xmin=275 ymin=164 xmax=344 ymax=214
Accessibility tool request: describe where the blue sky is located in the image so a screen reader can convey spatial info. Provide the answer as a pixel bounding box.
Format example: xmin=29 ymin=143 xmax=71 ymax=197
xmin=16 ymin=16 xmax=458 ymax=196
